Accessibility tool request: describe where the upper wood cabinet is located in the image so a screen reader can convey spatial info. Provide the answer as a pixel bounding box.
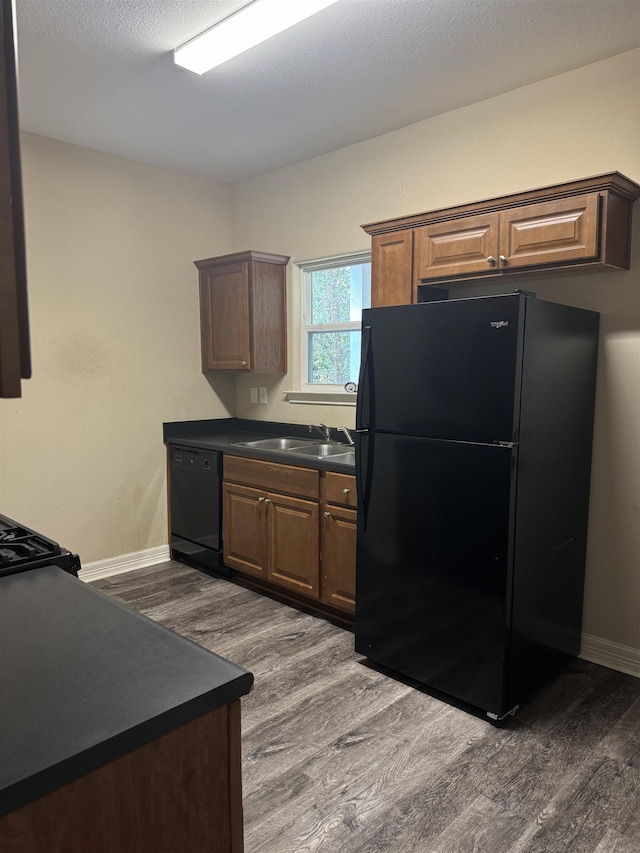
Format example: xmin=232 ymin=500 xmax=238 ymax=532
xmin=371 ymin=229 xmax=414 ymax=307
xmin=195 ymin=250 xmax=289 ymax=373
xmin=363 ymin=173 xmax=640 ymax=305
xmin=498 ymin=195 xmax=600 ymax=270
xmin=417 ymin=194 xmax=600 ymax=280
xmin=417 ymin=212 xmax=499 ymax=281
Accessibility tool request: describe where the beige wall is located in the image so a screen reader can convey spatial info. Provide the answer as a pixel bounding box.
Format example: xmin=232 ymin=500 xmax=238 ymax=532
xmin=0 ymin=134 xmax=234 ymax=561
xmin=231 ymin=49 xmax=640 ymax=650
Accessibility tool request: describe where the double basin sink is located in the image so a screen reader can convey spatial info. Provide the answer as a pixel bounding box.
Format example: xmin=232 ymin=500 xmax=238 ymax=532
xmin=232 ymin=436 xmax=355 ymax=462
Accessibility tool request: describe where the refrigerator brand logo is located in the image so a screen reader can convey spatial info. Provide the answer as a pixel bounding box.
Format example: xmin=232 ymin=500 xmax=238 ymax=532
xmin=490 ymin=320 xmax=509 ymax=329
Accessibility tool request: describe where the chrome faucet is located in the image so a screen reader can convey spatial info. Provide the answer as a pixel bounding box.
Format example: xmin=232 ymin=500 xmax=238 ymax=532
xmin=308 ymin=423 xmax=332 ymax=442
xmin=336 ymin=427 xmax=355 ymax=446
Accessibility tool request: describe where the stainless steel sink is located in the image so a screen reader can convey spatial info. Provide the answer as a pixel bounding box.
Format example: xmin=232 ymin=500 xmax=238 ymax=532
xmin=287 ymin=443 xmax=355 ymax=458
xmin=232 ymin=437 xmax=316 ymax=451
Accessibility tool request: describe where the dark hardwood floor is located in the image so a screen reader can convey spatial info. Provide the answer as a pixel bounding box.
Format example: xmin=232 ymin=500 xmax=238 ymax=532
xmin=91 ymin=561 xmax=640 ymax=853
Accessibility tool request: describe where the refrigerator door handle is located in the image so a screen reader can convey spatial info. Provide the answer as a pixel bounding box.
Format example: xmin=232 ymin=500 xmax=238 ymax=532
xmin=355 ymin=430 xmax=373 ymax=530
xmin=356 ymin=325 xmax=373 ymax=431
xmin=356 ymin=324 xmax=374 ymax=529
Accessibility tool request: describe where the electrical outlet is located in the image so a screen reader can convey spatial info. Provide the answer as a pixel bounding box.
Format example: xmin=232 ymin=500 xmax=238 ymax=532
xmin=259 ymin=387 xmax=268 ymax=405
xmin=250 ymin=387 xmax=259 ymax=404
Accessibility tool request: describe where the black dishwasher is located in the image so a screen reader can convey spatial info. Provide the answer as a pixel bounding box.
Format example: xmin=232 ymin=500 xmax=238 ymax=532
xmin=169 ymin=444 xmax=230 ymax=576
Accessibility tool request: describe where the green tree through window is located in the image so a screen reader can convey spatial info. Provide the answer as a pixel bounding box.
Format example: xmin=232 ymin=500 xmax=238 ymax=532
xmin=301 ymin=255 xmax=371 ymax=387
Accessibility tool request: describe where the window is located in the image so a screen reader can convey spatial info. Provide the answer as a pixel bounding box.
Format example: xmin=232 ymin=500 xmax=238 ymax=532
xmin=300 ymin=252 xmax=371 ymax=390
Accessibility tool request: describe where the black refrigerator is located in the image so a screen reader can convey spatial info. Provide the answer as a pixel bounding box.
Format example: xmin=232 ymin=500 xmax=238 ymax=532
xmin=354 ymin=292 xmax=599 ymax=719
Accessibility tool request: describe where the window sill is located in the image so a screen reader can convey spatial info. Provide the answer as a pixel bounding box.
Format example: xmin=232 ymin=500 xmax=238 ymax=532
xmin=285 ymin=390 xmax=357 ymax=407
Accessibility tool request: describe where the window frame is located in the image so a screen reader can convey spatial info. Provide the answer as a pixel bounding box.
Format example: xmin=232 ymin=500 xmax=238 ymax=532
xmin=299 ymin=251 xmax=371 ymax=394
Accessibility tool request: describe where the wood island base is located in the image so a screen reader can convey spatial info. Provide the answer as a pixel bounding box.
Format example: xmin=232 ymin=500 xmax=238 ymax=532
xmin=0 ymin=701 xmax=245 ymax=853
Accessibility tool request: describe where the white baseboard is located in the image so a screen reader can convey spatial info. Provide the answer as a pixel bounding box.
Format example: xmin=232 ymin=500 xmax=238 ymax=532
xmin=79 ymin=544 xmax=171 ymax=583
xmin=580 ymin=633 xmax=640 ymax=678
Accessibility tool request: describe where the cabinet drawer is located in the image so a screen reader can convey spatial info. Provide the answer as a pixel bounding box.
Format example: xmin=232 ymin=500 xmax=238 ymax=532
xmin=224 ymin=455 xmax=319 ymax=500
xmin=324 ymin=472 xmax=357 ymax=508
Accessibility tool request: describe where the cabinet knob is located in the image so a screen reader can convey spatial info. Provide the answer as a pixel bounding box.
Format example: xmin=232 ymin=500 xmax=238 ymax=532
xmin=487 ymin=256 xmax=495 ymax=265
xmin=241 ymin=360 xmax=248 ymax=367
xmin=264 ymin=498 xmax=271 ymax=504
xmin=499 ymin=255 xmax=507 ymax=264
xmin=323 ymin=511 xmax=331 ymax=518
xmin=258 ymin=496 xmax=265 ymax=502
xmin=342 ymin=488 xmax=350 ymax=494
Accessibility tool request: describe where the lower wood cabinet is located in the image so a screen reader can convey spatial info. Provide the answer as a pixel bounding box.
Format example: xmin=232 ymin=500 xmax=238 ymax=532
xmin=223 ymin=456 xmax=320 ymax=600
xmin=321 ymin=471 xmax=356 ymax=614
xmin=222 ymin=481 xmax=269 ymax=579
xmin=223 ymin=456 xmax=356 ymax=618
xmin=269 ymin=491 xmax=319 ymax=598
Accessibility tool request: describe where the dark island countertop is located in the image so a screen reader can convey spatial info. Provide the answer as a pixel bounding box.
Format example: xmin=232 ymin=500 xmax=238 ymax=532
xmin=0 ymin=566 xmax=253 ymax=818
xmin=162 ymin=417 xmax=356 ymax=473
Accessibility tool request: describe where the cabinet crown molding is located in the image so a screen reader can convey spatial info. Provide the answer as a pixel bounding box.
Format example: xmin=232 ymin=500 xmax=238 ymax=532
xmin=194 ymin=250 xmax=290 ymax=270
xmin=361 ymin=172 xmax=640 ymax=235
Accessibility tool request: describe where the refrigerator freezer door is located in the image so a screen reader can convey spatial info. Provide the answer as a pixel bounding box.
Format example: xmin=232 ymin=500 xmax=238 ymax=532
xmin=359 ymin=294 xmax=524 ymax=443
xmin=355 ymin=433 xmax=515 ymax=716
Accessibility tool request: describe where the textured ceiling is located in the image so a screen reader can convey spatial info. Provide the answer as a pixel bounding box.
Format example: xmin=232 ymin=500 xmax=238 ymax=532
xmin=13 ymin=0 xmax=640 ymax=184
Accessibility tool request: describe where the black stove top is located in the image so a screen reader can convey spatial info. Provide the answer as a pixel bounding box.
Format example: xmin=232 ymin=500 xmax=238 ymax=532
xmin=0 ymin=514 xmax=80 ymax=578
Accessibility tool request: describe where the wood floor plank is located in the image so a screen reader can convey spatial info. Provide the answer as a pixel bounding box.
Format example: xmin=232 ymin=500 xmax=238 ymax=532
xmin=345 ymin=722 xmax=522 ymax=852
xmin=241 ymin=667 xmax=412 ymax=795
xmin=244 ymin=694 xmax=488 ymax=851
xmin=488 ymin=672 xmax=640 ymax=823
xmin=599 ymin=694 xmax=640 ymax=768
xmin=593 ymin=828 xmax=640 ymax=853
xmin=425 ymin=795 xmax=530 ymax=853
xmin=91 ymin=562 xmax=640 ymax=853
xmin=239 ymin=633 xmax=357 ymax=726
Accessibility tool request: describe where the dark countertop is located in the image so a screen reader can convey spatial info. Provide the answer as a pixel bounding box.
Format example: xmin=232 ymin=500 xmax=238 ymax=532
xmin=0 ymin=566 xmax=253 ymax=818
xmin=163 ymin=417 xmax=356 ymax=473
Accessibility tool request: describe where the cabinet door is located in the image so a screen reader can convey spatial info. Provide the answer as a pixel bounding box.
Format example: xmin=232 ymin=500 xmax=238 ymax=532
xmin=321 ymin=505 xmax=356 ymax=614
xmin=222 ymin=482 xmax=267 ymax=578
xmin=199 ymin=262 xmax=251 ymax=371
xmin=498 ymin=193 xmax=599 ymax=270
xmin=248 ymin=259 xmax=288 ymax=374
xmin=267 ymin=492 xmax=320 ymax=599
xmin=371 ymin=230 xmax=414 ymax=306
xmin=416 ymin=213 xmax=499 ymax=280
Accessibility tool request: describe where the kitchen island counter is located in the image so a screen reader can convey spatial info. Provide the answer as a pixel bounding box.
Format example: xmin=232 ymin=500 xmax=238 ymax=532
xmin=0 ymin=565 xmax=253 ymax=851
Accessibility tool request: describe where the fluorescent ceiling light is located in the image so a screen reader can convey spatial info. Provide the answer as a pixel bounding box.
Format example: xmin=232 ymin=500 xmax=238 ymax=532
xmin=174 ymin=0 xmax=340 ymax=75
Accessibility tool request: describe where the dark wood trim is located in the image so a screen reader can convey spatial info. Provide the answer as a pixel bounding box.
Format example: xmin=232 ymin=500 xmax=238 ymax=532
xmin=0 ymin=0 xmax=30 ymax=397
xmin=227 ymin=701 xmax=245 ymax=853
